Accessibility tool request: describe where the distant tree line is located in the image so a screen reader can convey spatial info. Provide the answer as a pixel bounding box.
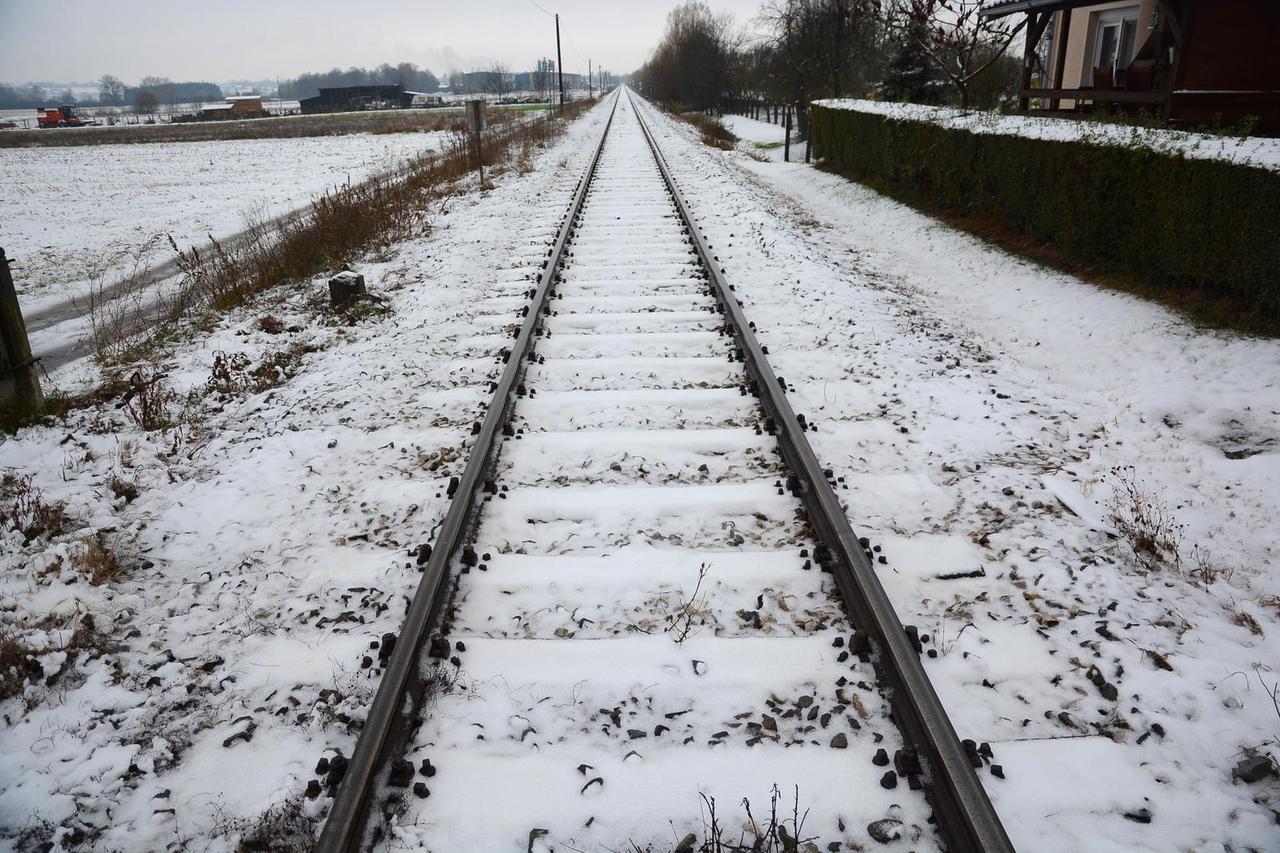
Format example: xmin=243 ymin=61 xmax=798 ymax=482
xmin=123 ymin=78 xmax=224 ymax=111
xmin=633 ymin=0 xmax=1024 ymax=123
xmin=278 ymin=63 xmax=441 ymax=100
xmin=0 ymin=76 xmax=221 ymax=109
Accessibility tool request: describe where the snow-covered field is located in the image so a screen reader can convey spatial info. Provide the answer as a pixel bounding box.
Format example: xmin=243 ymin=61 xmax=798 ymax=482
xmin=0 ymin=102 xmax=609 ymax=853
xmin=815 ymin=98 xmax=1280 ymax=171
xmin=0 ymin=93 xmax=1277 ymax=853
xmin=0 ymin=131 xmax=448 ymax=315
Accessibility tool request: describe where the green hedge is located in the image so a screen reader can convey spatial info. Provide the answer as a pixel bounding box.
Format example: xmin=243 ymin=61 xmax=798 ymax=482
xmin=810 ymin=104 xmax=1280 ymax=322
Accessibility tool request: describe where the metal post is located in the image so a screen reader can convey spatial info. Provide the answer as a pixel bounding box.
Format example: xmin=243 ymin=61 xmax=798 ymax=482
xmin=0 ymin=248 xmax=44 ymax=420
xmin=555 ymin=14 xmax=565 ymax=112
xmin=784 ymin=106 xmax=792 ymax=162
xmin=589 ymin=59 xmax=593 ymax=98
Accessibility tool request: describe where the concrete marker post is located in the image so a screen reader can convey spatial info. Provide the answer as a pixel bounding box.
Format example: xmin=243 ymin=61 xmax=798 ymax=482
xmin=0 ymin=248 xmax=44 ymax=420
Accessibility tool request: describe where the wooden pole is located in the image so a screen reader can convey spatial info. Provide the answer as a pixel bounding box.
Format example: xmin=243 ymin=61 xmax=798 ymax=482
xmin=1020 ymin=11 xmax=1051 ymax=112
xmin=1050 ymin=10 xmax=1072 ymax=111
xmin=0 ymin=248 xmax=44 ymax=420
xmin=804 ymin=107 xmax=812 ymax=164
xmin=555 ymin=14 xmax=565 ymax=113
xmin=784 ymin=106 xmax=792 ymax=162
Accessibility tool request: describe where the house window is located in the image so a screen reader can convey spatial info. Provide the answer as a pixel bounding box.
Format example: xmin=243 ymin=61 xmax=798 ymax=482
xmin=1093 ymin=7 xmax=1140 ymax=86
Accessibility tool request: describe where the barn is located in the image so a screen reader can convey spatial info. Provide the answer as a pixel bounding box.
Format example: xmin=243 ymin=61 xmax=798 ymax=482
xmin=299 ymin=85 xmax=416 ymax=115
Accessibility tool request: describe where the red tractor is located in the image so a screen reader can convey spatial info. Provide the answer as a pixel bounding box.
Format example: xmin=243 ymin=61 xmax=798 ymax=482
xmin=37 ymin=105 xmax=93 ymax=128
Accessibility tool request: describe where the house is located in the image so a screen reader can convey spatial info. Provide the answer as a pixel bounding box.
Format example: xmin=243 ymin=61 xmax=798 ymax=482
xmin=199 ymin=95 xmax=264 ymax=120
xmin=981 ymin=0 xmax=1280 ymax=132
xmin=299 ymin=85 xmax=417 ymax=114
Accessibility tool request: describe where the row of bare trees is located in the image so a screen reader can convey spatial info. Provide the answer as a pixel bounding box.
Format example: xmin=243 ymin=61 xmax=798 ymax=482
xmin=634 ymin=0 xmax=1025 ymax=119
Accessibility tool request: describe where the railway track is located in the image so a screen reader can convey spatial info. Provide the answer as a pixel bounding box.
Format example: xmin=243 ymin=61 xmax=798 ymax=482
xmin=316 ymin=89 xmax=1013 ymax=853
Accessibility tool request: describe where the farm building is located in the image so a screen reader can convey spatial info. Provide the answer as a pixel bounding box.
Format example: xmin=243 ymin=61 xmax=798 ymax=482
xmin=983 ymin=0 xmax=1280 ymax=132
xmin=299 ymin=85 xmax=417 ymax=114
xmin=199 ymin=95 xmax=264 ymax=120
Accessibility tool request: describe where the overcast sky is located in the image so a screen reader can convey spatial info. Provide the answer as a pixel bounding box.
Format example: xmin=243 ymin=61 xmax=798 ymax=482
xmin=0 ymin=0 xmax=768 ymax=84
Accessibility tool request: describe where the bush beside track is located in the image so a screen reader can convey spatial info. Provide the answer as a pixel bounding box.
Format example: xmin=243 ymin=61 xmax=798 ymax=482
xmin=810 ymin=103 xmax=1280 ymax=331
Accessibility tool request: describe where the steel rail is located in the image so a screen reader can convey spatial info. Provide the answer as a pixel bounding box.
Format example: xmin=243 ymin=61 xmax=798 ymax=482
xmin=627 ymin=88 xmax=1016 ymax=853
xmin=315 ymin=89 xmax=621 ymax=853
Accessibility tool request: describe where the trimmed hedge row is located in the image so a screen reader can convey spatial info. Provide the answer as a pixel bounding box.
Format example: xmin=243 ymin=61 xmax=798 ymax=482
xmin=810 ymin=104 xmax=1280 ymax=322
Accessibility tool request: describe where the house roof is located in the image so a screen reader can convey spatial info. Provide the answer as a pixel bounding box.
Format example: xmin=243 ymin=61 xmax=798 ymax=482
xmin=979 ymin=0 xmax=1112 ymax=19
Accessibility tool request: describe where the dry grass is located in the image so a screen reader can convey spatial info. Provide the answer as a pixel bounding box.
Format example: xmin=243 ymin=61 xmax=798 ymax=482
xmin=211 ymin=795 xmax=315 ymax=852
xmin=1232 ymin=605 xmax=1265 ymax=637
xmin=121 ymin=369 xmax=178 ymax=431
xmin=68 ymin=534 xmax=128 ymax=586
xmin=1107 ymin=466 xmax=1184 ymax=573
xmin=1 ymin=473 xmax=71 ymax=543
xmin=255 ymin=314 xmax=287 ymax=334
xmin=0 ymin=616 xmax=112 ymax=703
xmin=677 ymin=113 xmax=738 ymax=150
xmin=204 ymin=343 xmax=318 ymax=399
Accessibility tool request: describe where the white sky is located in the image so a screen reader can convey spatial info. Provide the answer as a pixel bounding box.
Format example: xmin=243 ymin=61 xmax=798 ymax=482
xmin=0 ymin=0 xmax=768 ymax=84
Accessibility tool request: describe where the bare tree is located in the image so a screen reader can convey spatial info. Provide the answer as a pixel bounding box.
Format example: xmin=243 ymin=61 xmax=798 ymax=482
xmin=134 ymin=89 xmax=160 ymax=114
xmin=98 ymin=74 xmax=126 ymax=105
xmin=634 ymin=1 xmax=737 ymax=111
xmin=482 ymin=62 xmax=511 ymax=97
xmin=884 ymin=0 xmax=1025 ymax=108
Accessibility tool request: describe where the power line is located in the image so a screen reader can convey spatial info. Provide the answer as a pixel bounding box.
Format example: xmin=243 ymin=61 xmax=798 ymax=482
xmin=522 ymin=0 xmax=586 ymax=66
xmin=564 ymin=30 xmax=587 ymax=64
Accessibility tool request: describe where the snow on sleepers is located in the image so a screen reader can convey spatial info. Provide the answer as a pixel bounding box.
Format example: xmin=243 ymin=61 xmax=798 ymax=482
xmin=549 ymin=293 xmax=709 ymax=313
xmin=544 ymin=310 xmax=721 ymax=334
xmin=451 ymin=547 xmax=844 ymax=639
xmin=534 ymin=330 xmax=731 ymax=359
xmin=495 ymin=428 xmax=777 ymax=485
xmin=511 ymin=387 xmax=759 ymax=430
xmin=526 ymin=356 xmax=741 ymax=391
xmin=380 ymin=92 xmax=944 ymax=852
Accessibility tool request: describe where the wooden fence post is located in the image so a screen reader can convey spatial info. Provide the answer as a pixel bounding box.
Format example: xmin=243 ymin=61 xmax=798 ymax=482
xmin=0 ymin=248 xmax=44 ymax=420
xmin=804 ymin=106 xmax=812 ymax=164
xmin=784 ymin=107 xmax=792 ymax=162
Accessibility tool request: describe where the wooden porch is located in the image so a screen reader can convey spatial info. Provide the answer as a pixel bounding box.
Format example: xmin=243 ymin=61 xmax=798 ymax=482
xmin=983 ymin=0 xmax=1280 ymax=132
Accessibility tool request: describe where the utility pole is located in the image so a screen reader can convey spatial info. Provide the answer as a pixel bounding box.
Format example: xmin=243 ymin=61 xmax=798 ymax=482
xmin=555 ymin=13 xmax=565 ymax=112
xmin=589 ymin=59 xmax=593 ymax=98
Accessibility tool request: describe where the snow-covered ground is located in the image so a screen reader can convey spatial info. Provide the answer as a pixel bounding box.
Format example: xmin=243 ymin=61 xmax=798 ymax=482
xmin=1 ymin=90 xmax=1278 ymax=853
xmin=815 ymin=98 xmax=1280 ymax=171
xmin=0 ymin=131 xmax=449 ymax=315
xmin=0 ymin=105 xmax=609 ymax=851
xmin=643 ymin=102 xmax=1280 ymax=851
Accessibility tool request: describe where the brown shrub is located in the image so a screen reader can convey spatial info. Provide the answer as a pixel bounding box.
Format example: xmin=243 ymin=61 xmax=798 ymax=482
xmin=71 ymin=534 xmax=127 ymax=586
xmin=1107 ymin=466 xmax=1183 ymax=572
xmin=255 ymin=314 xmax=286 ymax=334
xmin=1 ymin=474 xmax=71 ymax=542
xmin=122 ymin=369 xmax=177 ymax=431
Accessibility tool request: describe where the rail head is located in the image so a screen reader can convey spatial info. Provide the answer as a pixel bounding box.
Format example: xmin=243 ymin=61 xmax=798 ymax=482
xmin=314 ymin=90 xmax=620 ymax=853
xmin=625 ymin=88 xmax=1015 ymax=853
